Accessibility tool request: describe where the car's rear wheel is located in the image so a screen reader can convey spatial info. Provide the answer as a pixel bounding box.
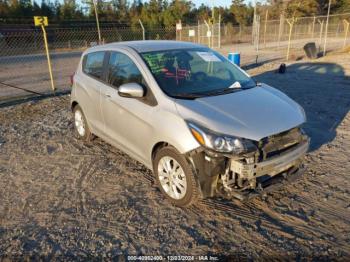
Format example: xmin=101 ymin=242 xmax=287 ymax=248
xmin=73 ymin=105 xmax=93 ymax=142
xmin=153 ymin=146 xmax=200 ymax=207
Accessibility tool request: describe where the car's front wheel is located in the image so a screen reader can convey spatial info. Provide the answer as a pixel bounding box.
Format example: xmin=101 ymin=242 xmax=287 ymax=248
xmin=153 ymin=146 xmax=201 ymax=207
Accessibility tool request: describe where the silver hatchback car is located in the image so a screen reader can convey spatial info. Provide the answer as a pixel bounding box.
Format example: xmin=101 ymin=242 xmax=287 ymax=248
xmin=71 ymin=41 xmax=309 ymax=206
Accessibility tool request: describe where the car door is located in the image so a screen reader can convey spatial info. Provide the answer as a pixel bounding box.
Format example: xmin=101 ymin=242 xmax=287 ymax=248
xmin=78 ymin=51 xmax=107 ymax=135
xmin=100 ymin=50 xmax=157 ymax=163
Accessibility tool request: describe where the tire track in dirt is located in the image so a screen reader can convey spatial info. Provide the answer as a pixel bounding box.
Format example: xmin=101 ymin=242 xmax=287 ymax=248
xmin=75 ymin=160 xmax=98 ymax=216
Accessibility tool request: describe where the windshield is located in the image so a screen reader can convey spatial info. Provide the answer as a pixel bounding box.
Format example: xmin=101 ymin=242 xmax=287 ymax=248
xmin=141 ymin=47 xmax=256 ymax=99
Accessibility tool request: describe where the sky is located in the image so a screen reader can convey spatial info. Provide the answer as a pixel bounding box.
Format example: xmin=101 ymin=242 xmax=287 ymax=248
xmin=191 ymin=0 xmax=256 ymax=8
xmin=71 ymin=0 xmax=260 ymax=10
xmin=71 ymin=0 xmax=259 ymax=9
xmin=192 ymin=0 xmax=232 ymax=8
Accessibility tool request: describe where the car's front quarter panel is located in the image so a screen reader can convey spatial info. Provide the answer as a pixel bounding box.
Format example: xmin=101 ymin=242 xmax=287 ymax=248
xmin=145 ymin=100 xmax=201 ymax=168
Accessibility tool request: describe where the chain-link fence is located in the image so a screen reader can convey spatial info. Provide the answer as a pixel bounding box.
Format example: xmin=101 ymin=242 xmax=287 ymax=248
xmin=1 ymin=12 xmax=350 ymax=103
xmin=0 ymin=26 xmax=174 ymax=102
xmin=220 ymin=12 xmax=350 ymax=56
xmin=178 ymin=22 xmax=221 ymax=48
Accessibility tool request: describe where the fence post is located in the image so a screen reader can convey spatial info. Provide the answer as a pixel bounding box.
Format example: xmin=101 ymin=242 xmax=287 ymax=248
xmin=218 ymin=14 xmax=221 ymax=48
xmin=311 ymin=16 xmax=316 ymax=38
xmin=286 ymin=17 xmax=297 ymax=61
xmin=336 ymin=22 xmax=341 ymax=37
xmin=278 ymin=14 xmax=284 ymax=48
xmin=343 ymin=19 xmax=350 ymax=48
xmin=318 ymin=19 xmax=324 ymax=50
xmin=252 ymin=3 xmax=257 ymax=45
xmin=263 ymin=10 xmax=268 ymax=48
xmin=139 ymin=19 xmax=145 ymax=40
xmin=323 ymin=0 xmax=332 ymax=56
xmin=197 ymin=20 xmax=200 ymax=43
xmin=255 ymin=15 xmax=260 ymax=64
xmin=239 ymin=23 xmax=242 ymax=42
xmin=211 ymin=23 xmax=214 ymax=48
xmin=176 ymin=20 xmax=183 ymax=41
xmin=204 ymin=20 xmax=211 ymax=47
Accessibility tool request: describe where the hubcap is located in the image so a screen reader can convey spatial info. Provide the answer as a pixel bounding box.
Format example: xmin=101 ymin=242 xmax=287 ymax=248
xmin=158 ymin=156 xmax=187 ymax=200
xmin=74 ymin=110 xmax=85 ymax=137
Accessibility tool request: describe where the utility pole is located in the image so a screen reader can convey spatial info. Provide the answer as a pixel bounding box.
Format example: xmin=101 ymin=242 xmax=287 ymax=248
xmin=263 ymin=9 xmax=268 ymax=47
xmin=93 ymin=0 xmax=102 ymax=44
xmin=323 ymin=0 xmax=332 ymax=56
xmin=211 ymin=0 xmax=215 ymax=23
xmin=211 ymin=0 xmax=215 ymax=48
xmin=139 ymin=19 xmax=145 ymax=40
xmin=252 ymin=0 xmax=257 ymax=44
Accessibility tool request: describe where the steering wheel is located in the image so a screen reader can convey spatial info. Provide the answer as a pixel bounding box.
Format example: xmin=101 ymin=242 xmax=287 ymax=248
xmin=215 ymin=67 xmax=234 ymax=81
xmin=192 ymin=71 xmax=207 ymax=81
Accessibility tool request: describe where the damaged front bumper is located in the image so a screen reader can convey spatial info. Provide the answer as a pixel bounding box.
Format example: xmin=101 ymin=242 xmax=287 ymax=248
xmin=222 ymin=140 xmax=309 ymax=200
xmin=187 ymin=128 xmax=310 ymax=201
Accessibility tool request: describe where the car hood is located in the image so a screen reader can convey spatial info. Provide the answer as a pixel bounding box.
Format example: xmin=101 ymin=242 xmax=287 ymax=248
xmin=174 ymin=84 xmax=306 ymax=141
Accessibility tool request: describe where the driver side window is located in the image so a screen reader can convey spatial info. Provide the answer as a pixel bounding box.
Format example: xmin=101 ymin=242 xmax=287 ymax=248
xmin=107 ymin=52 xmax=144 ymax=88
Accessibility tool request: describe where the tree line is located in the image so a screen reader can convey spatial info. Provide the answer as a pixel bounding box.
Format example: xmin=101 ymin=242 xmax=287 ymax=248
xmin=0 ymin=0 xmax=349 ymax=28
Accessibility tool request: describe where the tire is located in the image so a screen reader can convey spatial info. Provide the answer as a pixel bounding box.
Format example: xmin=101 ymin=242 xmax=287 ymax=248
xmin=73 ymin=105 xmax=93 ymax=142
xmin=153 ymin=146 xmax=201 ymax=207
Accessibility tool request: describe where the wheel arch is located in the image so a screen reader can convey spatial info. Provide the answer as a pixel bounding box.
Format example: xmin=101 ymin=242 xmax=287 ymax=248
xmin=71 ymin=100 xmax=78 ymax=111
xmin=151 ymin=141 xmax=169 ymax=161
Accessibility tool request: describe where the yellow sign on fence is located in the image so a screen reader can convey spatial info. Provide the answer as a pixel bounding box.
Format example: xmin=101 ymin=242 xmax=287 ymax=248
xmin=34 ymin=16 xmax=48 ymax=27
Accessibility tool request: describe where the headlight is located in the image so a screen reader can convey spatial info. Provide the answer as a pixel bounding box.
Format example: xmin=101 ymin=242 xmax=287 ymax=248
xmin=187 ymin=122 xmax=256 ymax=154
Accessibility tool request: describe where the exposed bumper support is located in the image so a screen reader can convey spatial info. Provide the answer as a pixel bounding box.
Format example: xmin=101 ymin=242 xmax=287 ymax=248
xmin=226 ymin=164 xmax=306 ymax=201
xmin=230 ymin=139 xmax=309 ymax=180
xmin=223 ymin=139 xmax=310 ymax=200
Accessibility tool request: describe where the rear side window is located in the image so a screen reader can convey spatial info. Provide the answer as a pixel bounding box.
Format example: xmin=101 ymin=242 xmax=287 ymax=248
xmin=107 ymin=52 xmax=144 ymax=88
xmin=83 ymin=52 xmax=105 ymax=79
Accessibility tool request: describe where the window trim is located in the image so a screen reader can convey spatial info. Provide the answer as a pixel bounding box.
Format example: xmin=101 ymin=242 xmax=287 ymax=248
xmin=82 ymin=51 xmax=108 ymax=82
xmin=81 ymin=49 xmax=157 ymax=106
xmin=104 ymin=50 xmax=158 ymax=107
xmin=106 ymin=51 xmax=145 ymax=90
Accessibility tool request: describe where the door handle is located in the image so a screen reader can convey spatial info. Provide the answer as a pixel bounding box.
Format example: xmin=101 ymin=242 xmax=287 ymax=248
xmin=104 ymin=93 xmax=111 ymax=98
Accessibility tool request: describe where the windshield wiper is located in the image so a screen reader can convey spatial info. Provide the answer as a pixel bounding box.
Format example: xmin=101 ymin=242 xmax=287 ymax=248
xmin=198 ymin=88 xmax=241 ymax=97
xmin=172 ymin=93 xmax=204 ymax=99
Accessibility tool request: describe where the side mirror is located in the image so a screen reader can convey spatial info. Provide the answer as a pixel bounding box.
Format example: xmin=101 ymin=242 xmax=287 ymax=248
xmin=118 ymin=83 xmax=145 ymax=98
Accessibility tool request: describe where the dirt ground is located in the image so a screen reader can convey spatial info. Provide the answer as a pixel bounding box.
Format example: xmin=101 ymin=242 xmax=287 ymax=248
xmin=0 ymin=52 xmax=349 ymax=260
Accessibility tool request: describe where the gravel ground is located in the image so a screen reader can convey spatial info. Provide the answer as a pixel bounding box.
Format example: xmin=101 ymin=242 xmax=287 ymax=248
xmin=0 ymin=52 xmax=349 ymax=260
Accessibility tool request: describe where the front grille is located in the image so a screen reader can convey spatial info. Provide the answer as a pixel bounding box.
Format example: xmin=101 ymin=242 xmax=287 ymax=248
xmin=265 ymin=142 xmax=299 ymax=159
xmin=257 ymin=128 xmax=304 ymax=161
